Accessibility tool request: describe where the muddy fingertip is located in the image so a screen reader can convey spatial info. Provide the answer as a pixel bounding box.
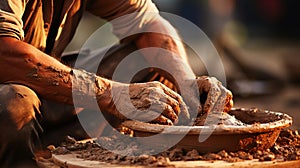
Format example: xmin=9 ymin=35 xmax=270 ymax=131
xmin=151 ymin=116 xmax=173 ymax=125
xmin=180 ymin=103 xmax=190 ymax=120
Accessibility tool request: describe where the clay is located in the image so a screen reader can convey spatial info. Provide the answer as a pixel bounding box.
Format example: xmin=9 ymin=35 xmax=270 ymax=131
xmin=51 ymin=129 xmax=300 ymax=166
xmin=192 ymin=112 xmax=245 ymax=126
xmin=121 ymin=108 xmax=292 ymax=155
xmin=192 ymin=108 xmax=284 ymax=126
xmin=71 ymin=69 xmax=112 ymax=110
xmin=227 ymin=108 xmax=282 ymax=124
xmin=53 ymin=134 xmax=173 ymax=167
xmin=49 ymin=108 xmax=294 ymax=166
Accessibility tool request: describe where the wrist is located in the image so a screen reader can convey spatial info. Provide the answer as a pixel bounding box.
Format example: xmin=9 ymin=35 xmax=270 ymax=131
xmin=96 ymin=80 xmax=129 ymax=120
xmin=71 ymin=69 xmax=112 ymax=109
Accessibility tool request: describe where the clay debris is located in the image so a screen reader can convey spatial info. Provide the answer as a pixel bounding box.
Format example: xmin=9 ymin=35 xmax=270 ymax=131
xmin=52 ymin=129 xmax=300 ymax=166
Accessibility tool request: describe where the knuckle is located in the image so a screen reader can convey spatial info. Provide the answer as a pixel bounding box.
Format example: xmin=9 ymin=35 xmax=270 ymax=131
xmin=211 ymin=77 xmax=218 ymax=82
xmin=211 ymin=85 xmax=221 ymax=93
xmin=172 ymin=99 xmax=180 ymax=106
xmin=147 ymin=87 xmax=156 ymax=92
xmin=143 ymin=97 xmax=152 ymax=104
xmin=166 ymin=104 xmax=174 ymax=112
xmin=205 ymin=76 xmax=211 ymax=82
xmin=226 ymin=90 xmax=233 ymax=97
xmin=148 ymin=85 xmax=163 ymax=92
xmin=150 ymin=81 xmax=162 ymax=87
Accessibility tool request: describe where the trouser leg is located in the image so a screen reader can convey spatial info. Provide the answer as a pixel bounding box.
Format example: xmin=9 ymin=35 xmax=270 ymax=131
xmin=38 ymin=100 xmax=91 ymax=146
xmin=0 ymin=84 xmax=42 ymax=166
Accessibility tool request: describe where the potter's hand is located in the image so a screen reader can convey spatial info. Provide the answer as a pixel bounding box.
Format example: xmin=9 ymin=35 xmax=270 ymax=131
xmin=195 ymin=76 xmax=233 ymax=114
xmin=178 ymin=76 xmax=233 ymax=124
xmin=109 ymin=81 xmax=189 ymax=125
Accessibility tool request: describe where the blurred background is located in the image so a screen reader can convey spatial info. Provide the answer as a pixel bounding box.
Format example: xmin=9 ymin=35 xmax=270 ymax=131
xmin=65 ymin=0 xmax=300 ymax=129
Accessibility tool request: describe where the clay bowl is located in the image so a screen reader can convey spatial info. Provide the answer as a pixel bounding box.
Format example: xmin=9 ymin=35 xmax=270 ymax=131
xmin=121 ymin=108 xmax=292 ymax=153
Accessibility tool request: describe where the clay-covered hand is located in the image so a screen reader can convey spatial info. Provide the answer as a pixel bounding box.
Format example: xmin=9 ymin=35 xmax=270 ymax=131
xmin=108 ymin=81 xmax=189 ymax=125
xmin=195 ymin=76 xmax=233 ymax=114
xmin=178 ymin=76 xmax=233 ymax=123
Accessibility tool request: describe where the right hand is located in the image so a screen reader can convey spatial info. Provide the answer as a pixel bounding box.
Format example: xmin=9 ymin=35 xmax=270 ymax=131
xmin=109 ymin=81 xmax=189 ymax=125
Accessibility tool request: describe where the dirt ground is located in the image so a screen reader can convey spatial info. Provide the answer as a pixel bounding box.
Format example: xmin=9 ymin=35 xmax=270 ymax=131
xmin=48 ymin=129 xmax=299 ymax=167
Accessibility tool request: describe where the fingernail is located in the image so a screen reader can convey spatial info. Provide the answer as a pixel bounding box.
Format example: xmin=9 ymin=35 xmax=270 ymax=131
xmin=166 ymin=119 xmax=173 ymax=125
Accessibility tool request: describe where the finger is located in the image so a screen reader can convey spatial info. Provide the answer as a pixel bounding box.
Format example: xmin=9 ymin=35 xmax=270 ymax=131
xmin=159 ymin=94 xmax=180 ymax=116
xmin=223 ymin=99 xmax=233 ymax=113
xmin=211 ymin=84 xmax=227 ymax=113
xmin=213 ymin=84 xmax=233 ymax=113
xmin=209 ymin=81 xmax=234 ymax=113
xmin=148 ymin=81 xmax=190 ymax=120
xmin=150 ymin=100 xmax=178 ymax=123
xmin=129 ymin=109 xmax=162 ymax=122
xmin=203 ymin=78 xmax=221 ymax=113
xmin=221 ymin=85 xmax=233 ymax=113
xmin=150 ymin=114 xmax=173 ymax=125
xmin=196 ymin=76 xmax=211 ymax=93
xmin=179 ymin=100 xmax=190 ymax=120
xmin=160 ymin=83 xmax=183 ymax=104
xmin=146 ymin=87 xmax=180 ymax=117
xmin=156 ymin=83 xmax=190 ymax=120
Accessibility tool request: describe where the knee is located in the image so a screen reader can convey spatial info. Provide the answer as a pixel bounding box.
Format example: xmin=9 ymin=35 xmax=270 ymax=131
xmin=0 ymin=84 xmax=41 ymax=132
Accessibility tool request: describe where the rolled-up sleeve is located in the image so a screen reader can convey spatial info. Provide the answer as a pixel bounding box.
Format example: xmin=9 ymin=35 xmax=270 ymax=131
xmin=0 ymin=0 xmax=25 ymax=40
xmin=86 ymin=0 xmax=160 ymax=40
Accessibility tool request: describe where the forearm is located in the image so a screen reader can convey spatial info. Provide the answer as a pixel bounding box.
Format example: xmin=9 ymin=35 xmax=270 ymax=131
xmin=88 ymin=0 xmax=195 ymax=82
xmin=134 ymin=19 xmax=196 ymax=83
xmin=0 ymin=37 xmax=112 ymax=109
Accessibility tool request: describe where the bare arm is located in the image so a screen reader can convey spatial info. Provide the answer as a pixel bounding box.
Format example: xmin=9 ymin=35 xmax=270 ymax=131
xmin=87 ymin=0 xmax=233 ymax=115
xmin=0 ymin=37 xmax=111 ymax=107
xmin=0 ymin=37 xmax=186 ymax=124
xmin=87 ymin=0 xmax=195 ymax=82
xmin=135 ymin=29 xmax=233 ymax=114
xmin=134 ymin=20 xmax=196 ymax=82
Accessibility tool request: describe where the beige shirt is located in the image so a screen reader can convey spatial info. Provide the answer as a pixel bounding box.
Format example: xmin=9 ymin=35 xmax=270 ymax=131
xmin=0 ymin=0 xmax=160 ymax=59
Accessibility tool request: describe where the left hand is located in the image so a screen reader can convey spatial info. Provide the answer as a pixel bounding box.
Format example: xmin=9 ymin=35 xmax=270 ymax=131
xmin=195 ymin=76 xmax=233 ymax=114
xmin=178 ymin=76 xmax=233 ymax=123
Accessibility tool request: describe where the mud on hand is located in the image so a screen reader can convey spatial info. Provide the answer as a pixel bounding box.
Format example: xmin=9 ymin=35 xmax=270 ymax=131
xmin=111 ymin=81 xmax=189 ymax=125
xmin=177 ymin=76 xmax=233 ymax=125
xmin=196 ymin=76 xmax=233 ymax=114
